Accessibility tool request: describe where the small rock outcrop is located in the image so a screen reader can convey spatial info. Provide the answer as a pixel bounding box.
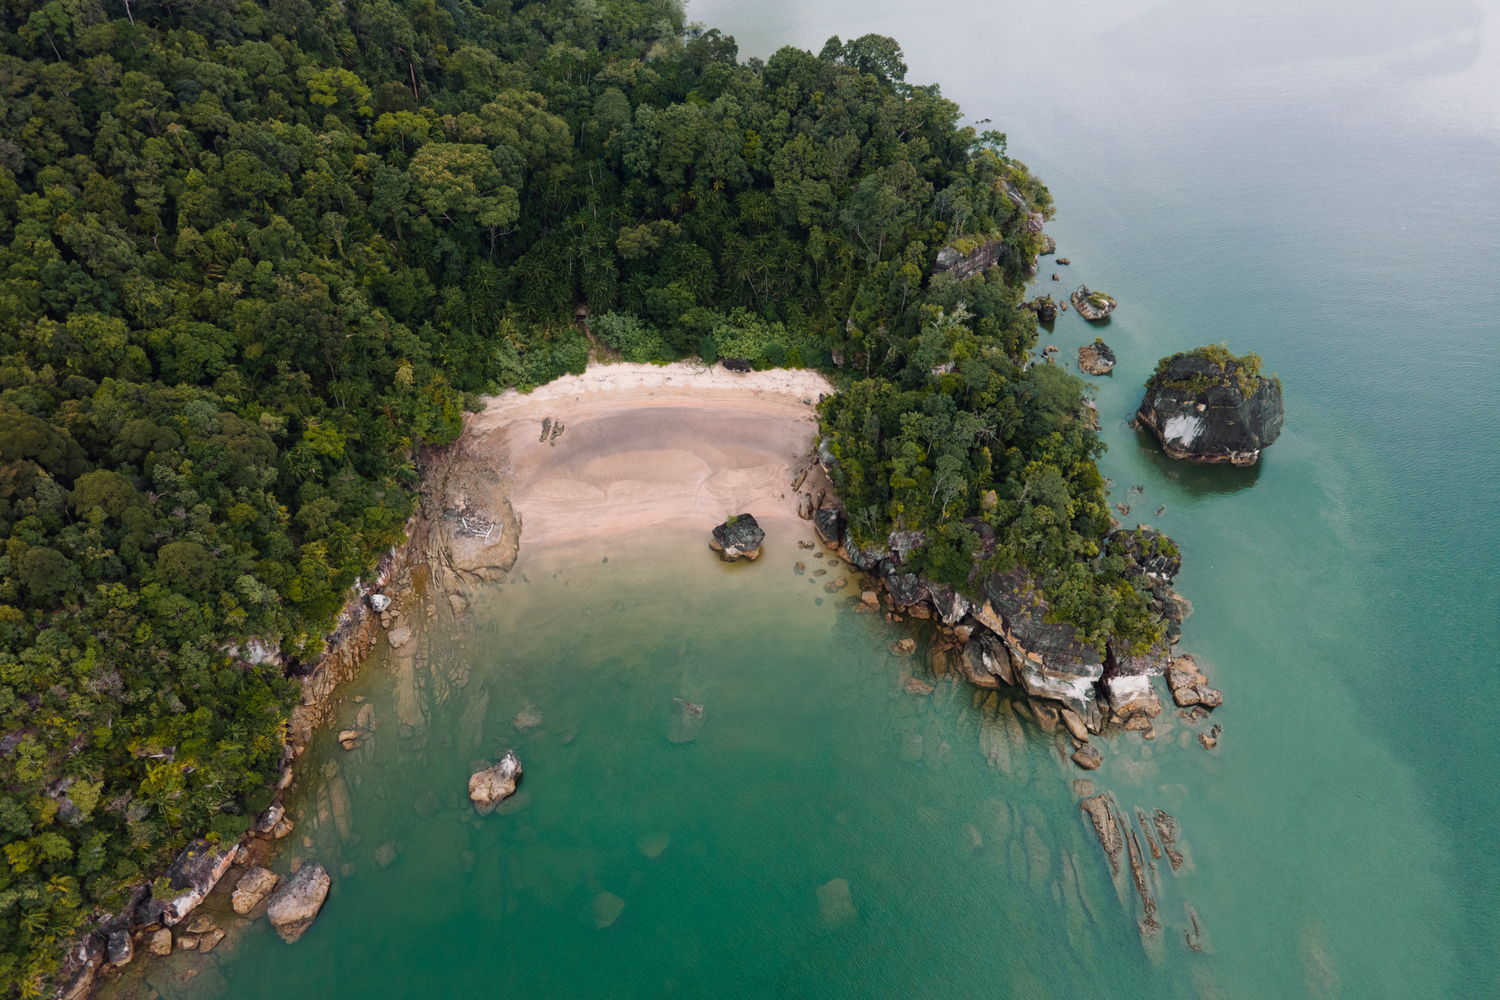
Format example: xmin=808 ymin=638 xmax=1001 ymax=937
xmin=721 ymin=358 xmax=752 ymax=373
xmin=265 ymin=862 xmax=331 ymax=943
xmin=710 ymin=514 xmax=764 ymax=561
xmin=468 ymin=751 xmax=522 ymax=815
xmin=1071 ymin=285 xmax=1117 ymax=321
xmin=232 ymin=866 xmax=280 ymax=915
xmin=1027 ymin=295 xmax=1058 ymax=322
xmin=933 ymin=237 xmax=1005 ymax=281
xmin=1072 ymin=745 xmax=1103 ymax=770
xmin=1039 ymin=233 xmax=1057 ymax=255
xmin=1166 ymin=654 xmax=1223 ymax=708
xmin=1137 ymin=346 xmax=1284 ymax=466
xmin=1077 ymin=338 xmax=1116 ymax=375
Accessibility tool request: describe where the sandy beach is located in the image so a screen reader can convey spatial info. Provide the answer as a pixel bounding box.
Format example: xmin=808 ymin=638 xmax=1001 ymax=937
xmin=463 ymin=362 xmax=838 ymax=548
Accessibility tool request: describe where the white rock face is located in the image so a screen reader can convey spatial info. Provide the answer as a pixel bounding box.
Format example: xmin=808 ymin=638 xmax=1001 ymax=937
xmin=369 ymin=593 xmax=391 ymax=612
xmin=266 ymin=863 xmax=330 ymax=943
xmin=468 ymin=751 xmax=522 ymax=816
xmin=1104 ymin=675 xmax=1163 ymax=720
xmin=1162 ymin=414 xmax=1203 ymax=446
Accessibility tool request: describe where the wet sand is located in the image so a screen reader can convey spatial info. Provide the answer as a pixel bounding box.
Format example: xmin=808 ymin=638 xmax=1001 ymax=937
xmin=464 ymin=362 xmax=836 ymax=547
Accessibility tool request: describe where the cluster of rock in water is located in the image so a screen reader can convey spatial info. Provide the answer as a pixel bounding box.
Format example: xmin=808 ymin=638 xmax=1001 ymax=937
xmin=55 ymin=828 xmax=334 ymax=997
xmin=712 ymin=479 xmax=1223 ymax=957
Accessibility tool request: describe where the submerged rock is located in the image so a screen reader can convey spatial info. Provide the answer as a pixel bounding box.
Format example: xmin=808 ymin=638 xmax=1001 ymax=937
xmin=593 ymin=891 xmax=626 ymax=929
xmin=1079 ymin=794 xmax=1122 ymax=874
xmin=816 ymin=878 xmax=859 ymax=927
xmin=266 ymin=862 xmax=331 ymax=943
xmin=668 ymin=698 xmax=705 ymax=743
xmin=1077 ymin=337 xmax=1116 ymax=375
xmin=469 ymin=751 xmax=522 ymax=815
xmin=1072 ymin=745 xmax=1103 ymax=770
xmin=1138 ymin=346 xmax=1284 ymax=466
xmin=1071 ymin=285 xmax=1117 ymax=321
xmin=888 ymin=637 xmax=917 ymax=658
xmin=710 ymin=513 xmax=765 ymax=561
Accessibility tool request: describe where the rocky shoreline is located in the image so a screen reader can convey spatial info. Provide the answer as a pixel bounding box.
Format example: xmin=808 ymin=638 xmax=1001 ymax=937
xmin=790 ymin=481 xmax=1220 ymax=760
xmin=66 ymin=432 xmax=522 ymax=999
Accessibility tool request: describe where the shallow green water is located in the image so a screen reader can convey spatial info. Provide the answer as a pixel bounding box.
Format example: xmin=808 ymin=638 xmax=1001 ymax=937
xmin=212 ymin=529 xmax=1249 ymax=1000
xmin=190 ymin=2 xmax=1499 ymax=997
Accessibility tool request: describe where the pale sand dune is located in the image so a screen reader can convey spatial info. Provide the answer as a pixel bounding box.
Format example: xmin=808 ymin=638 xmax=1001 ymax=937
xmin=464 ymin=362 xmax=837 ymax=547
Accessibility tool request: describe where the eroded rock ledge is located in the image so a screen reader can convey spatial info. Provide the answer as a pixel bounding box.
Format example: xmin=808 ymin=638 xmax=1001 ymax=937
xmin=812 ymin=502 xmax=1213 ymax=751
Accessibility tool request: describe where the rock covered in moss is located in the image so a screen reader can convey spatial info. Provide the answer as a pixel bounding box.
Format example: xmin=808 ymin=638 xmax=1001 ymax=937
xmin=1138 ymin=346 xmax=1284 ymax=465
xmin=1027 ymin=295 xmax=1058 ymax=322
xmin=934 ymin=237 xmax=1006 ymax=281
xmin=710 ymin=513 xmax=765 ymax=561
xmin=1071 ymin=285 xmax=1116 ymax=321
xmin=1105 ymin=527 xmax=1181 ymax=583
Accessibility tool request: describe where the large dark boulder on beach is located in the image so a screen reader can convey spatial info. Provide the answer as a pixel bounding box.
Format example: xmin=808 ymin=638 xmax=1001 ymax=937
xmin=710 ymin=514 xmax=765 ymax=561
xmin=812 ymin=507 xmax=845 ymax=546
xmin=1138 ymin=346 xmax=1283 ymax=466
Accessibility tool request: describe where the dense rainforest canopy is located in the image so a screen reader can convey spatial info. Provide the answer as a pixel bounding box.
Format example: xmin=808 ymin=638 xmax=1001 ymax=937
xmin=0 ymin=0 xmax=1160 ymax=991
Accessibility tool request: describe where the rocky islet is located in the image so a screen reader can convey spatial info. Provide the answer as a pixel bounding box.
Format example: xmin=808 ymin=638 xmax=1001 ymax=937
xmin=1136 ymin=346 xmax=1284 ymax=466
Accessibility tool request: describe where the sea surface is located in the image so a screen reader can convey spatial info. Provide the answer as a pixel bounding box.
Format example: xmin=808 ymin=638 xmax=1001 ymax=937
xmin=165 ymin=3 xmax=1499 ymax=997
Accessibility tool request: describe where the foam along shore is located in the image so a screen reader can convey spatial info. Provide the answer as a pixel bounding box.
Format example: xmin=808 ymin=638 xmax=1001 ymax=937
xmin=464 ymin=361 xmax=837 ymax=547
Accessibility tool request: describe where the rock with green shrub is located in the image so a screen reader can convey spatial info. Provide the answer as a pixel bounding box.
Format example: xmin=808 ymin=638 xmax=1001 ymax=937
xmin=1071 ymin=285 xmax=1117 ymax=320
xmin=1137 ymin=345 xmax=1284 ymax=466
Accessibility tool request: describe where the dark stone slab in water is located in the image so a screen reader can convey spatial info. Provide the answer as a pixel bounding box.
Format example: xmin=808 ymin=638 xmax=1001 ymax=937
xmin=669 ymin=698 xmax=705 ymax=743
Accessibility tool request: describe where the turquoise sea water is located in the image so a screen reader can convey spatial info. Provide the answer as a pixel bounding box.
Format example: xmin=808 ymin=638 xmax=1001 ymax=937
xmin=137 ymin=3 xmax=1498 ymax=998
